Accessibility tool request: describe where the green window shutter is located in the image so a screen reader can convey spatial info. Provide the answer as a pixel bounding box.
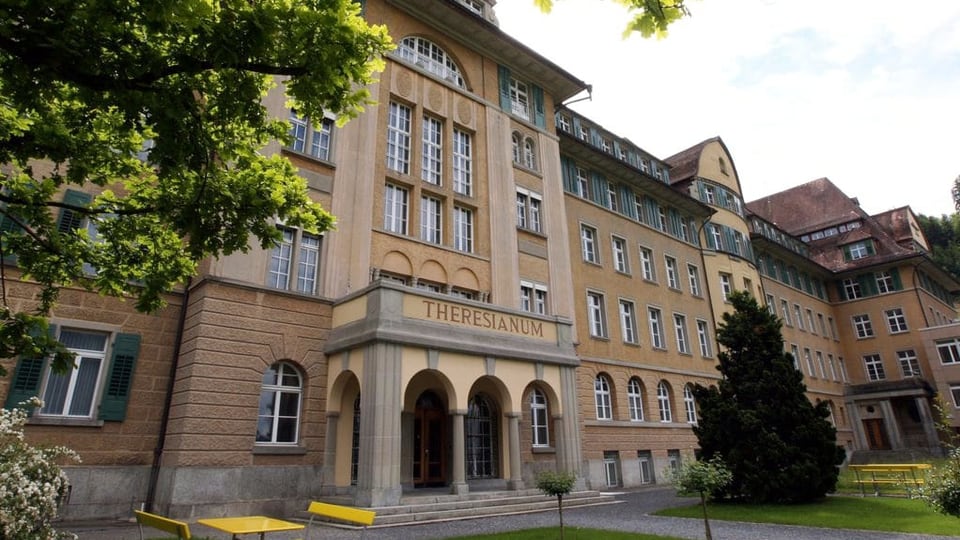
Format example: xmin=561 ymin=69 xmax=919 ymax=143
xmin=591 ymin=172 xmax=609 ymax=207
xmin=56 ymin=189 xmax=92 ymax=234
xmin=98 ymin=333 xmax=141 ymax=422
xmin=842 ymin=245 xmax=852 ymax=261
xmin=866 ymin=240 xmax=876 ymax=256
xmin=836 ymin=281 xmax=847 ymax=301
xmin=572 ymin=116 xmax=582 ymax=136
xmin=589 ymin=127 xmax=600 ymax=147
xmin=497 ymin=65 xmax=512 ymax=112
xmin=4 ymin=324 xmax=57 ymax=411
xmin=858 ymin=273 xmax=877 ymax=297
xmin=722 ymin=226 xmax=735 ymax=253
xmin=532 ymin=85 xmax=545 ymax=128
xmin=620 ymin=186 xmax=636 ymax=219
xmin=891 ymin=268 xmax=903 ymax=290
xmin=668 ymin=208 xmax=681 ymax=237
xmin=560 ymin=156 xmax=574 ymax=192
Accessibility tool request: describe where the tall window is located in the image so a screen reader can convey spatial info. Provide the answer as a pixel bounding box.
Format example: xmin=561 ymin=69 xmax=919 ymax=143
xmin=794 ymin=304 xmax=804 ymax=330
xmin=648 ymin=307 xmax=664 ymax=349
xmin=657 ymin=381 xmax=672 ymax=422
xmin=384 ymin=184 xmax=409 ymax=234
xmin=523 ymin=138 xmax=537 ymax=170
xmin=509 ymin=78 xmax=530 ymax=120
xmin=853 ymin=314 xmax=874 ymax=338
xmin=594 ymin=375 xmax=612 ymax=420
xmin=619 ymin=299 xmax=638 ymax=344
xmin=466 ymin=394 xmax=498 ymax=478
xmin=683 ymin=385 xmax=697 ymax=424
xmin=719 ymin=273 xmax=732 ymax=301
xmin=898 ymin=350 xmax=921 ymax=377
xmin=587 ymin=292 xmax=607 ymax=338
xmin=710 ymin=224 xmax=723 ymax=249
xmin=790 ymin=344 xmax=801 ymax=371
xmin=627 ymin=378 xmax=644 ymax=421
xmin=453 ymin=206 xmax=473 ymax=252
xmin=687 ymin=264 xmax=701 ymax=296
xmin=640 ymin=247 xmax=655 ymax=281
xmin=638 ymin=451 xmax=654 ymax=484
xmin=288 ymin=111 xmax=334 ymax=161
xmin=421 ymin=116 xmax=443 ymax=184
xmin=575 ymin=167 xmax=589 ymax=198
xmin=804 ymin=348 xmax=815 ymax=377
xmin=580 ymin=224 xmax=598 ymax=263
xmin=268 ymin=226 xmax=322 ymax=294
xmin=780 ymin=299 xmax=791 ymax=326
xmin=938 ymin=338 xmax=960 ymax=365
xmin=828 ymin=354 xmax=838 ymax=380
xmin=885 ymin=308 xmax=908 ymax=333
xmin=396 ymin=36 xmax=465 ymax=87
xmin=256 ymin=362 xmax=302 ymax=444
xmin=530 ymin=389 xmax=549 ymax=447
xmin=864 ymin=354 xmax=886 ymax=381
xmin=38 ymin=329 xmax=108 ymax=417
xmin=665 ymin=256 xmax=679 ymax=289
xmin=612 ymin=236 xmax=629 ymax=273
xmin=516 ymin=190 xmax=542 ymax=233
xmin=816 ymin=351 xmax=827 ymax=378
xmin=765 ymin=294 xmax=776 ymax=316
xmin=452 ymin=129 xmax=472 ymax=195
xmin=696 ymin=319 xmax=712 ymax=357
xmin=420 ymin=196 xmax=442 ymax=244
xmin=386 ymin=102 xmax=411 ymax=174
xmin=673 ymin=314 xmax=689 ymax=354
xmin=511 ymin=132 xmax=521 ymax=164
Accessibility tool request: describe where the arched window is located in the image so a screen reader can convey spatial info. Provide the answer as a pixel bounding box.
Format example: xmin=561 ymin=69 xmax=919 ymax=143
xmin=530 ymin=388 xmax=549 ymax=447
xmin=657 ymin=381 xmax=672 ymax=423
xmin=627 ymin=378 xmax=644 ymax=421
xmin=397 ymin=36 xmax=465 ymax=88
xmin=594 ymin=375 xmax=612 ymax=420
xmin=511 ymin=132 xmax=522 ymax=164
xmin=466 ymin=394 xmax=499 ymax=478
xmin=683 ymin=384 xmax=697 ymax=424
xmin=351 ymin=394 xmax=361 ymax=485
xmin=523 ymin=137 xmax=537 ymax=170
xmin=256 ymin=362 xmax=302 ymax=444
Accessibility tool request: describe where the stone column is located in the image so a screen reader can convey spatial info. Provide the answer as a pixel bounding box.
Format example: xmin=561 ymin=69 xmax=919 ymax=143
xmin=356 ymin=341 xmax=403 ymax=507
xmin=507 ymin=412 xmax=524 ymax=490
xmin=450 ymin=411 xmax=468 ymax=495
xmin=916 ymin=397 xmax=941 ymax=449
xmin=879 ymin=400 xmax=903 ymax=449
xmin=320 ymin=412 xmax=339 ymax=495
xmin=558 ymin=366 xmax=585 ymax=489
xmin=847 ymin=402 xmax=868 ymax=450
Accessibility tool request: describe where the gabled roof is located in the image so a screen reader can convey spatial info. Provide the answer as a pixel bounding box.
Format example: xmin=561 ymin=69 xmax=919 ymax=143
xmin=873 ymin=207 xmax=925 ymax=250
xmin=664 ymin=137 xmax=742 ymax=189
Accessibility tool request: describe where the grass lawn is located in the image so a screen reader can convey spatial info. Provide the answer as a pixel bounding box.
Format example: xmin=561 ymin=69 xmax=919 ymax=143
xmin=657 ymin=495 xmax=960 ymax=536
xmin=449 ymin=528 xmax=685 ymax=540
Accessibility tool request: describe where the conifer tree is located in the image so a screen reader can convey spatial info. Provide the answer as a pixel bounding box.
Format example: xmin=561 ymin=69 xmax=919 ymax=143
xmin=693 ymin=291 xmax=844 ymax=503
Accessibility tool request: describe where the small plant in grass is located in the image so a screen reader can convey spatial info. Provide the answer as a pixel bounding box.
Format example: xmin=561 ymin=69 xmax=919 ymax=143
xmin=670 ymin=456 xmax=732 ymax=540
xmin=536 ymin=470 xmax=576 ymax=539
xmin=913 ymin=398 xmax=960 ymax=517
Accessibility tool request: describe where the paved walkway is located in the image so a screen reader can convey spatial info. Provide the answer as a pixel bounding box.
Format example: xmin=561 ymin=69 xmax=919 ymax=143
xmin=64 ymin=487 xmax=960 ymax=540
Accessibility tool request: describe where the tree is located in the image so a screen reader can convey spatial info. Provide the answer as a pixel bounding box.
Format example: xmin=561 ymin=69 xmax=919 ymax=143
xmin=692 ymin=291 xmax=845 ymax=503
xmin=534 ymin=0 xmax=692 ymax=38
xmin=671 ymin=456 xmax=732 ymax=540
xmin=536 ymin=470 xmax=576 ymax=539
xmin=914 ymin=398 xmax=960 ymax=517
xmin=916 ymin=213 xmax=960 ymax=282
xmin=0 ymin=0 xmax=393 ymax=374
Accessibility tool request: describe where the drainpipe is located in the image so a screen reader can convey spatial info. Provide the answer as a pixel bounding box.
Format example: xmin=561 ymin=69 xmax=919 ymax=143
xmin=911 ymin=259 xmax=931 ymax=328
xmin=144 ymin=276 xmax=192 ymax=512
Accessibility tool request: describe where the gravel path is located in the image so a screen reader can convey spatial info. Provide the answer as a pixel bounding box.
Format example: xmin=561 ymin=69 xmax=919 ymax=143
xmin=65 ymin=487 xmax=960 ymax=540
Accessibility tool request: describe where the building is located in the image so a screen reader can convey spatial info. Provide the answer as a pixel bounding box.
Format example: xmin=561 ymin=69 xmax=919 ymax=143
xmin=1 ymin=0 xmax=957 ymax=521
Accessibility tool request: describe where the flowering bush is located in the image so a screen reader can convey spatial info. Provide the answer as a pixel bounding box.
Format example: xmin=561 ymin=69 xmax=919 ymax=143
xmin=0 ymin=398 xmax=80 ymax=540
xmin=913 ymin=398 xmax=960 ymax=518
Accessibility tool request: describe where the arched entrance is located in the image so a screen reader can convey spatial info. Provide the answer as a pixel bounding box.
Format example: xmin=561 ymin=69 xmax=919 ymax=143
xmin=413 ymin=390 xmax=446 ymax=487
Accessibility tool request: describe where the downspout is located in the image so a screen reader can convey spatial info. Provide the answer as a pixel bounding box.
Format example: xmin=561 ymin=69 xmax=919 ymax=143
xmin=911 ymin=259 xmax=931 ymax=328
xmin=144 ymin=276 xmax=192 ymax=512
xmin=696 ymin=217 xmax=719 ymax=337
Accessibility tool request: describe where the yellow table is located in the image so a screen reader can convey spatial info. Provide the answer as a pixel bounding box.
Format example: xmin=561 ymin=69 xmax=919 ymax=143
xmin=197 ymin=515 xmax=305 ymax=540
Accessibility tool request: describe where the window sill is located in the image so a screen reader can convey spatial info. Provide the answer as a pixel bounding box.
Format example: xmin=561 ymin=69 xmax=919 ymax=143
xmin=28 ymin=416 xmax=104 ymax=428
xmin=281 ymin=147 xmax=335 ymax=168
xmin=253 ymin=445 xmax=308 ymax=455
xmin=532 ymin=446 xmax=556 ymax=454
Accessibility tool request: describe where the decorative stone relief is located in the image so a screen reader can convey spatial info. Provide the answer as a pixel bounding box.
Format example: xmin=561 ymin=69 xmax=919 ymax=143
xmin=396 ymin=71 xmax=413 ymax=98
xmin=456 ymin=98 xmax=473 ymax=126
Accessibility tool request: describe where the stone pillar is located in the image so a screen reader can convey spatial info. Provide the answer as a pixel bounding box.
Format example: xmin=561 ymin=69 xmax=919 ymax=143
xmin=355 ymin=341 xmax=403 ymax=507
xmin=558 ymin=366 xmax=586 ymax=489
xmin=400 ymin=411 xmax=414 ymax=489
xmin=450 ymin=411 xmax=468 ymax=495
xmin=915 ymin=397 xmax=941 ymax=450
xmin=320 ymin=412 xmax=339 ymax=495
xmin=848 ymin=402 xmax=868 ymax=450
xmin=879 ymin=400 xmax=904 ymax=449
xmin=507 ymin=412 xmax=524 ymax=490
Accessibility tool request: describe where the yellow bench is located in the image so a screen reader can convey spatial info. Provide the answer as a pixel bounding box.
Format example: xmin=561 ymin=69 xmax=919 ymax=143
xmin=303 ymin=501 xmax=376 ymax=539
xmin=849 ymin=463 xmax=931 ymax=496
xmin=134 ymin=510 xmax=192 ymax=540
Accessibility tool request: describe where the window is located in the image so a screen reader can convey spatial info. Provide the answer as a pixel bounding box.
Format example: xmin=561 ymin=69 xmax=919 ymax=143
xmin=384 ymin=184 xmax=409 ymax=234
xmin=938 ymin=338 xmax=960 ymax=365
xmin=638 ymin=451 xmax=654 ymax=484
xmin=594 ymin=375 xmax=612 ymax=420
xmin=530 ymin=389 xmax=549 ymax=447
xmin=627 ymin=378 xmax=644 ymax=421
xmin=512 ymin=190 xmax=542 ymax=233
xmin=533 ymin=287 xmax=547 ymax=315
xmin=696 ymin=319 xmax=712 ymax=357
xmin=453 ymin=206 xmax=473 ymax=252
xmin=640 ymin=247 xmax=655 ymax=281
xmin=898 ymin=350 xmax=921 ymax=377
xmin=557 ymin=115 xmax=570 ymax=132
xmin=842 ymin=278 xmax=862 ymax=300
xmin=719 ymin=273 xmax=732 ymax=301
xmin=829 ymin=317 xmax=839 ymax=340
xmin=619 ymin=299 xmax=638 ymax=344
xmin=683 ymin=385 xmax=697 ymax=424
xmin=839 ymin=357 xmax=848 ymax=382
xmin=256 ymin=362 xmax=302 ymax=444
xmin=575 ymin=167 xmax=589 ymax=198
xmin=523 ymin=138 xmax=537 ymax=170
xmin=420 ymin=195 xmax=442 ymax=244
xmin=853 ymin=314 xmax=874 ymax=338
xmin=674 ymin=314 xmax=689 ymax=354
xmin=793 ymin=305 xmax=804 ymax=330
xmin=612 ymin=236 xmax=629 ymax=273
xmin=268 ymin=225 xmax=322 ymax=294
xmin=452 ymin=128 xmax=472 ymax=196
xmin=288 ymin=111 xmax=334 ymax=161
xmin=804 ymin=348 xmax=815 ymax=377
xmin=667 ymin=449 xmax=682 ymax=475
xmin=587 ymin=292 xmax=607 ymax=338
xmin=581 ymin=224 xmax=598 ymax=263
xmin=806 ymin=309 xmax=817 ymax=334
xmin=656 ymin=205 xmax=667 ymax=232
xmin=765 ymin=294 xmax=776 ymax=316
xmin=34 ymin=329 xmax=117 ymax=418
xmin=885 ymin=308 xmax=908 ymax=333
xmin=709 ymin=224 xmax=723 ymax=250
xmin=864 ymin=354 xmax=886 ymax=381
xmin=828 ymin=354 xmax=838 ymax=380
xmin=648 ymin=307 xmax=665 ymax=349
xmin=509 ymin=78 xmax=530 ymax=119
xmin=790 ymin=344 xmax=801 ymax=371
xmin=386 ymin=102 xmax=411 ymax=174
xmin=780 ymin=299 xmax=791 ymax=326
xmin=607 ymin=182 xmax=619 ymax=211
xmin=703 ymin=184 xmax=716 ymax=204
xmin=846 ymin=240 xmax=873 ymax=260
xmin=876 ymin=271 xmax=895 ymax=293
xmin=421 ymin=116 xmax=442 ymax=184
xmin=665 ymin=256 xmax=680 ymax=290
xmin=687 ymin=265 xmax=701 ymax=296
xmin=657 ymin=381 xmax=672 ymax=422
xmin=520 ymin=282 xmax=547 ymax=315
xmin=396 ymin=36 xmax=465 ymax=87
xmin=603 ymin=451 xmax=621 ymax=487
xmin=577 ymin=124 xmax=589 ymax=141
xmin=511 ymin=132 xmax=521 ymax=164
xmin=817 ymin=313 xmax=827 ymax=336
xmin=952 ymin=385 xmax=960 ymax=408
xmin=816 ymin=351 xmax=827 ymax=378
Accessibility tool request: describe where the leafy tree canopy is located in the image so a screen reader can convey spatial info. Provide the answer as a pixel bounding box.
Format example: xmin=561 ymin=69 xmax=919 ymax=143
xmin=534 ymin=0 xmax=692 ymax=38
xmin=916 ymin=213 xmax=960 ymax=283
xmin=693 ymin=291 xmax=844 ymax=503
xmin=0 ymin=0 xmax=393 ymax=373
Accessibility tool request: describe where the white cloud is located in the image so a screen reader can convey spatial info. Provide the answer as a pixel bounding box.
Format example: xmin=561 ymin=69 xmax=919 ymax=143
xmin=496 ymin=0 xmax=960 ymax=216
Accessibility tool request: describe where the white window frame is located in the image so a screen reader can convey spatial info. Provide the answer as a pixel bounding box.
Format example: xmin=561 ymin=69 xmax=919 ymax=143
xmin=688 ymin=264 xmax=701 ymax=296
xmin=897 ymin=350 xmax=921 ymax=377
xmin=38 ymin=328 xmax=109 ymax=418
xmin=575 ymin=167 xmax=589 ymax=198
xmin=853 ymin=314 xmax=874 ymax=338
xmin=384 ymin=184 xmax=409 ymax=234
xmin=876 ymin=271 xmax=895 ymax=293
xmin=627 ymin=378 xmax=644 ymax=421
xmin=885 ymin=308 xmax=908 ymax=333
xmin=581 ymin=224 xmax=598 ymax=263
xmin=587 ymin=291 xmax=607 ymax=338
xmin=683 ymin=385 xmax=697 ymax=424
xmin=648 ymin=307 xmax=665 ymax=349
xmin=421 ymin=115 xmax=443 ymax=184
xmin=864 ymin=354 xmax=886 ymax=381
xmin=665 ymin=256 xmax=680 ymax=290
xmin=696 ymin=319 xmax=712 ymax=358
xmin=612 ymin=236 xmax=629 ymax=273
xmin=619 ymin=299 xmax=638 ymax=344
xmin=843 ymin=278 xmax=862 ymax=300
xmin=938 ymin=338 xmax=960 ymax=365
xmin=640 ymin=247 xmax=655 ymax=281
xmin=509 ymin=78 xmax=530 ymax=120
xmin=288 ymin=111 xmax=334 ymax=161
xmin=674 ymin=313 xmax=689 ymax=354
xmin=523 ymin=137 xmax=537 ymax=170
xmin=657 ymin=381 xmax=672 ymax=423
xmin=720 ymin=273 xmax=732 ymax=302
xmin=256 ymin=362 xmax=303 ymax=445
xmin=420 ymin=195 xmax=442 ymax=244
xmin=453 ymin=128 xmax=472 ymax=195
xmin=386 ymin=102 xmax=412 ymax=174
xmin=453 ymin=206 xmax=474 ymax=252
xmin=269 ymin=225 xmax=322 ymax=295
xmin=594 ymin=375 xmax=612 ymax=420
xmin=530 ymin=389 xmax=549 ymax=447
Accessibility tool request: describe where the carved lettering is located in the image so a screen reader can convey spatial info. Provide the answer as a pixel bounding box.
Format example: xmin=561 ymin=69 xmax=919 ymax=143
xmin=419 ymin=299 xmax=544 ymax=337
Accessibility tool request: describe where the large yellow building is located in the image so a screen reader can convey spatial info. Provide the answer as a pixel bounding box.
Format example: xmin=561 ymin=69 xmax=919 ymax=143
xmin=2 ymin=0 xmax=958 ymax=521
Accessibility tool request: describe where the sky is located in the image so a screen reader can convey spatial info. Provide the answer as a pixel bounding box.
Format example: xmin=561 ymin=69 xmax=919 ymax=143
xmin=495 ymin=0 xmax=960 ymax=217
